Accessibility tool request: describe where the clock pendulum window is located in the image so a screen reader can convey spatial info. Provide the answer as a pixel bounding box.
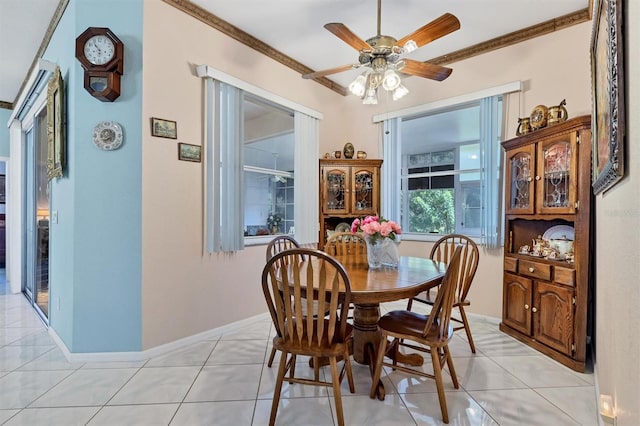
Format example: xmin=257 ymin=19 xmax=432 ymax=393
xmin=75 ymin=27 xmax=124 ymax=102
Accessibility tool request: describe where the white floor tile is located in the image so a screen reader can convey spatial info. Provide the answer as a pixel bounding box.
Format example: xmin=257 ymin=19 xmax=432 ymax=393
xmin=338 ymin=394 xmax=418 ymax=425
xmin=185 ymin=364 xmax=263 ymax=402
xmin=0 ymin=370 xmax=73 ymax=409
xmin=171 ymin=401 xmax=256 ymax=425
xmin=29 ymin=368 xmax=138 ymax=407
xmin=402 ymin=391 xmax=499 ymax=425
xmin=253 ymin=397 xmax=335 ymax=426
xmin=145 ymin=340 xmax=216 ymax=367
xmin=535 ymin=386 xmax=599 ymax=425
xmin=220 ymin=320 xmax=272 ymax=340
xmin=0 ymin=346 xmax=55 ymax=372
xmin=490 ymin=355 xmax=592 ymax=388
xmin=108 ymin=366 xmax=201 ymax=405
xmin=0 ymin=409 xmax=20 ymax=424
xmin=206 ymin=339 xmax=269 ymax=365
xmin=451 ymin=356 xmax=527 ymax=391
xmin=87 ymin=403 xmax=179 ymax=425
xmin=3 ymin=406 xmax=99 ymax=426
xmin=470 ymin=388 xmax=580 ymax=426
xmin=17 ymin=347 xmax=84 ymax=371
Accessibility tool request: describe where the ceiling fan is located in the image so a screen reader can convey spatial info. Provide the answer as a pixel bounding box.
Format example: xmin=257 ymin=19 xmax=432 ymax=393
xmin=302 ymin=0 xmax=460 ymax=103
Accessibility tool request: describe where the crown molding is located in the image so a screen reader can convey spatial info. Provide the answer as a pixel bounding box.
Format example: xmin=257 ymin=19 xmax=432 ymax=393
xmin=163 ymin=2 xmax=591 ymax=98
xmin=427 ymin=8 xmax=591 ymax=66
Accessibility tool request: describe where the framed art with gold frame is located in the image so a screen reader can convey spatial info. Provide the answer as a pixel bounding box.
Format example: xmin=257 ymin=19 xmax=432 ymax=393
xmin=47 ymin=66 xmax=65 ymax=180
xmin=590 ymin=0 xmax=625 ymax=195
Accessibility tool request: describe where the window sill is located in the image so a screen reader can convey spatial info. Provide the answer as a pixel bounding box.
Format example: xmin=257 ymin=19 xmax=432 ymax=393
xmin=400 ymin=233 xmax=485 ymax=245
xmin=244 ymin=234 xmax=290 ymax=246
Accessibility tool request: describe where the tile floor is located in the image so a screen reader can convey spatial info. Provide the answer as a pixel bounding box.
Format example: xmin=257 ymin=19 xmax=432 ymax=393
xmin=0 ymin=274 xmax=599 ymax=425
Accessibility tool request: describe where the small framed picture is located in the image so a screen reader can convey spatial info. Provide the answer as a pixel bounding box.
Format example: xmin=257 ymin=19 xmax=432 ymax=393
xmin=150 ymin=117 xmax=177 ymax=139
xmin=178 ymin=143 xmax=202 ymax=162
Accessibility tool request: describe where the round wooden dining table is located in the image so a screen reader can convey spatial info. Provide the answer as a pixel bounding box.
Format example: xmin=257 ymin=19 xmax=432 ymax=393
xmin=332 ymin=254 xmax=446 ymax=399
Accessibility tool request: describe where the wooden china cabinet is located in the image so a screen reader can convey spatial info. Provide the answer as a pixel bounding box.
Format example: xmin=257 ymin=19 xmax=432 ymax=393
xmin=500 ymin=115 xmax=592 ymax=372
xmin=318 ymin=158 xmax=382 ymax=250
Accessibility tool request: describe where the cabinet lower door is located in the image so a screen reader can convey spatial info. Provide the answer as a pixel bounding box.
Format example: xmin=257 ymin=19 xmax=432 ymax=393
xmin=503 ymin=273 xmax=532 ymax=335
xmin=533 ymin=281 xmax=574 ymax=356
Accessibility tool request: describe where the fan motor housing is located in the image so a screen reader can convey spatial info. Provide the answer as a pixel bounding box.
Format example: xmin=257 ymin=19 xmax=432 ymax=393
xmin=365 ymin=35 xmax=397 ymax=55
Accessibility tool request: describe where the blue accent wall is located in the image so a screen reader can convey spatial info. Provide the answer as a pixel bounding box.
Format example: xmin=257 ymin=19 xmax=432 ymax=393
xmin=44 ymin=0 xmax=143 ymax=352
xmin=0 ymin=108 xmax=10 ymax=157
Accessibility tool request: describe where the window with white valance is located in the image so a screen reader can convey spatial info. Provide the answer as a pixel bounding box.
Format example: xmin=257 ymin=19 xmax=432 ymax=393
xmin=197 ymin=65 xmax=322 ymax=253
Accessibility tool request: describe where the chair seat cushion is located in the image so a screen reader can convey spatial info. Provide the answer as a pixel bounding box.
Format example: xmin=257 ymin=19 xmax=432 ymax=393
xmin=273 ymin=320 xmax=353 ymax=356
xmin=378 ymin=310 xmax=453 ymax=342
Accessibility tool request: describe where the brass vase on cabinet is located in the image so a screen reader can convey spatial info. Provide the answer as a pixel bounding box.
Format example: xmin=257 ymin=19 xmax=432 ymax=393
xmin=547 ymin=99 xmax=568 ymax=126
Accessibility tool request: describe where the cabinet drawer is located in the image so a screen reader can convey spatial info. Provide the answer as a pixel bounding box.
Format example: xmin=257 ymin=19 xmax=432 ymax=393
xmin=554 ymin=266 xmax=576 ymax=287
xmin=504 ymin=257 xmax=518 ymax=273
xmin=518 ymin=259 xmax=551 ymax=281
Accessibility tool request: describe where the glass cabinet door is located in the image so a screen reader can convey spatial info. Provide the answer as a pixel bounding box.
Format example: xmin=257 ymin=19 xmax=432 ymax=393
xmin=351 ymin=167 xmax=378 ymax=215
xmin=536 ymin=135 xmax=577 ymax=214
xmin=322 ymin=167 xmax=348 ymax=214
xmin=505 ymin=145 xmax=535 ymax=214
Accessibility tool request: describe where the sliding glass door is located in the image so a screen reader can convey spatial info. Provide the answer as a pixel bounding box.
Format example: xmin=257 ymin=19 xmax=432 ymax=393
xmin=23 ymin=107 xmax=50 ymax=321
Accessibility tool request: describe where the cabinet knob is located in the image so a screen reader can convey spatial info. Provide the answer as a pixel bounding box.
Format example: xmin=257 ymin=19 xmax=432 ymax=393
xmin=527 ymin=177 xmax=532 ymax=182
xmin=528 ymin=267 xmax=535 ymax=273
xmin=532 ymin=307 xmax=538 ymax=313
xmin=524 ymin=304 xmax=529 ymax=310
xmin=535 ymin=175 xmax=541 ymax=181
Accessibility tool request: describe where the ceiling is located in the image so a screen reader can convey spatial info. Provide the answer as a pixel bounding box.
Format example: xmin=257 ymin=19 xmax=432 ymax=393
xmin=1 ymin=0 xmax=590 ymax=107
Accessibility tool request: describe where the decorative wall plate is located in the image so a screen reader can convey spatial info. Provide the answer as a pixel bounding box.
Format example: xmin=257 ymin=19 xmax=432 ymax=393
xmin=93 ymin=121 xmax=123 ymax=150
xmin=542 ymin=225 xmax=575 ymax=241
xmin=335 ymin=222 xmax=351 ymax=233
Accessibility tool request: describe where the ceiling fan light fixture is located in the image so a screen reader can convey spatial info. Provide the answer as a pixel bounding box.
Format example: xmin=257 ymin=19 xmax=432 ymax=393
xmin=403 ymin=40 xmax=418 ymax=53
xmin=382 ymin=69 xmax=401 ymax=91
xmin=363 ymin=88 xmax=378 ymax=105
xmin=392 ymin=83 xmax=409 ymax=101
xmin=349 ymin=73 xmax=367 ymax=97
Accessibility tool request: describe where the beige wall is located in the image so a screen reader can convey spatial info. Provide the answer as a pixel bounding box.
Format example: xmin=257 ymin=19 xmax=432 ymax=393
xmin=594 ymin=1 xmax=640 ymax=423
xmin=140 ymin=0 xmax=593 ymax=352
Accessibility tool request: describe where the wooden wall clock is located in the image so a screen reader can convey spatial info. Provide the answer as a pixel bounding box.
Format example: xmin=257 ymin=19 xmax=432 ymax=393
xmin=75 ymin=27 xmax=124 ymax=102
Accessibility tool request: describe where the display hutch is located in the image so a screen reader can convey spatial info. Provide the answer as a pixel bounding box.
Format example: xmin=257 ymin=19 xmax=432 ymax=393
xmin=318 ymin=158 xmax=382 ymax=250
xmin=500 ymin=115 xmax=592 ymax=372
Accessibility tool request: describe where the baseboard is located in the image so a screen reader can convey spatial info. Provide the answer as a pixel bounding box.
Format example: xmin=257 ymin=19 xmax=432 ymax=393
xmin=49 ymin=312 xmax=271 ymax=363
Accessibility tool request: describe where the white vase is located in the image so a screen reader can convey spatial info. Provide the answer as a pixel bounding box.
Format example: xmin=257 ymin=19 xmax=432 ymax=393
xmin=364 ymin=235 xmax=399 ymax=269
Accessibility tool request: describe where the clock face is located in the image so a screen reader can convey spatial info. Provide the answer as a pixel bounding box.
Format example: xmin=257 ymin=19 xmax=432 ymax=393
xmin=83 ymin=35 xmax=115 ymax=65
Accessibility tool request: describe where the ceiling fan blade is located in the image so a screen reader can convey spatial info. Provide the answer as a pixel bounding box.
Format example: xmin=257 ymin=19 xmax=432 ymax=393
xmin=401 ymin=59 xmax=452 ymax=81
xmin=396 ymin=13 xmax=461 ymax=49
xmin=302 ymin=64 xmax=358 ymax=80
xmin=324 ymin=23 xmax=372 ymax=51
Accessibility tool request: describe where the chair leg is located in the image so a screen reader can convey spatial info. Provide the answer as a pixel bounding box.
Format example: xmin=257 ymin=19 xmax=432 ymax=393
xmin=313 ymin=355 xmax=321 ymax=381
xmin=343 ymin=346 xmax=355 ymax=393
xmin=369 ymin=334 xmax=389 ymax=399
xmin=269 ymin=351 xmax=288 ymax=426
xmin=289 ymin=354 xmax=297 ymax=382
xmin=406 ymin=298 xmax=414 ymax=310
xmin=458 ymin=306 xmax=476 ymax=353
xmin=329 ymin=356 xmax=345 ymax=426
xmin=267 ymin=347 xmax=277 ymax=367
xmin=443 ymin=345 xmax=459 ymax=389
xmin=431 ymin=347 xmax=449 ymax=424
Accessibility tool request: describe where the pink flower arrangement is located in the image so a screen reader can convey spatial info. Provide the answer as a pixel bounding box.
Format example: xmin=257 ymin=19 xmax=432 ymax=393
xmin=351 ymin=215 xmax=402 ymax=243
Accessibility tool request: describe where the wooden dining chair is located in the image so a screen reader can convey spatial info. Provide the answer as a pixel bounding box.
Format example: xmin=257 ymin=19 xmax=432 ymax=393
xmin=265 ymin=235 xmax=300 ymax=262
xmin=265 ymin=235 xmax=301 ymax=368
xmin=324 ymin=231 xmax=367 ymax=260
xmin=406 ymin=234 xmax=480 ymax=353
xmin=370 ymin=245 xmax=463 ymax=424
xmin=262 ymin=248 xmax=355 ymax=426
xmin=324 ymin=231 xmax=366 ymax=321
